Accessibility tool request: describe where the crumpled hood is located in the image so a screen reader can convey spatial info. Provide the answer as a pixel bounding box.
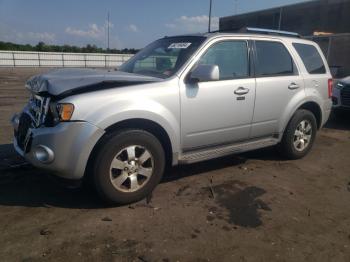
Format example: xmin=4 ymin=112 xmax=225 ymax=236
xmin=26 ymin=68 xmax=162 ymax=97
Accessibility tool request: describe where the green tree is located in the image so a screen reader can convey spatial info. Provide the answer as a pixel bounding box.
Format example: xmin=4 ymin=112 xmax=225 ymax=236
xmin=0 ymin=41 xmax=139 ymax=54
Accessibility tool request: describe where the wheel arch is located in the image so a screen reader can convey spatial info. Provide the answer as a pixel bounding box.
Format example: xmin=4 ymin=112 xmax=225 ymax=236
xmin=297 ymin=101 xmax=322 ymax=129
xmin=106 ymin=118 xmax=173 ymax=166
xmin=86 ymin=118 xmax=175 ymax=180
xmin=281 ymin=99 xmax=323 ymax=135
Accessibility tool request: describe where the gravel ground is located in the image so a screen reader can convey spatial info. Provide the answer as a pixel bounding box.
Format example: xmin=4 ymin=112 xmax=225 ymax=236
xmin=0 ymin=68 xmax=349 ymax=262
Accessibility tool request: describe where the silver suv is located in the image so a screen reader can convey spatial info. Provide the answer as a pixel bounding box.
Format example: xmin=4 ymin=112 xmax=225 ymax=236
xmin=12 ymin=29 xmax=333 ymax=204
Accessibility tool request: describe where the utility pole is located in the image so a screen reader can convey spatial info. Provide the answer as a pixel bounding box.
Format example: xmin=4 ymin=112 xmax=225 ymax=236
xmin=107 ymin=12 xmax=110 ymax=52
xmin=278 ymin=7 xmax=283 ymax=30
xmin=208 ymin=0 xmax=212 ymax=33
xmin=234 ymin=0 xmax=238 ymax=15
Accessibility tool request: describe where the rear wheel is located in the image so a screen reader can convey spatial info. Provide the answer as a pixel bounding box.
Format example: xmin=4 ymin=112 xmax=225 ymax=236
xmin=279 ymin=109 xmax=317 ymax=159
xmin=92 ymin=129 xmax=165 ymax=204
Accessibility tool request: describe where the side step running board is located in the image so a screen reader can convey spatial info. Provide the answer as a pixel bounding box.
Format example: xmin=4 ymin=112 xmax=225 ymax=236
xmin=179 ymin=137 xmax=278 ymax=164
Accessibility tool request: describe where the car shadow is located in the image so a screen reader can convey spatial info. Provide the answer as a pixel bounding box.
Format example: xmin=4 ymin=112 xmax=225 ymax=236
xmin=324 ymin=111 xmax=350 ymax=131
xmin=162 ymin=154 xmax=247 ymax=183
xmin=0 ymin=142 xmax=281 ymax=209
xmin=0 ymin=143 xmax=105 ymax=209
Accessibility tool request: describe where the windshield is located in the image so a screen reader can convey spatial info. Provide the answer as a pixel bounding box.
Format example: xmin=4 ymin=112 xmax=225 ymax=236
xmin=119 ymin=36 xmax=206 ymax=79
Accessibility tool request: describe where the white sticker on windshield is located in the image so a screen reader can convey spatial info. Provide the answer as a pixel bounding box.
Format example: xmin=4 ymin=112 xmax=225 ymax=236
xmin=168 ymin=43 xmax=192 ymax=49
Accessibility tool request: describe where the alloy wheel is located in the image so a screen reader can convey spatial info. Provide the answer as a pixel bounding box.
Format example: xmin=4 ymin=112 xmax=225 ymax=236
xmin=109 ymin=145 xmax=154 ymax=192
xmin=293 ymin=120 xmax=312 ymax=152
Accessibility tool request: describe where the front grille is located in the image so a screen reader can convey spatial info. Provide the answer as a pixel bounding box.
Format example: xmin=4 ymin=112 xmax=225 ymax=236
xmin=341 ymin=87 xmax=350 ymax=106
xmin=28 ymin=95 xmax=50 ymax=127
xmin=16 ymin=113 xmax=33 ymax=151
xmin=15 ymin=95 xmax=50 ymax=152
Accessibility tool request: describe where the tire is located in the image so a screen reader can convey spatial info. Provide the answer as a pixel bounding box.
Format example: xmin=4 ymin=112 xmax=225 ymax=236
xmin=92 ymin=129 xmax=165 ymax=205
xmin=279 ymin=109 xmax=317 ymax=160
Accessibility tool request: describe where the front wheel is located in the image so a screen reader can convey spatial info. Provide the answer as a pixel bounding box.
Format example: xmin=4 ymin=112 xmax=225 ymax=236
xmin=279 ymin=109 xmax=317 ymax=159
xmin=92 ymin=129 xmax=165 ymax=204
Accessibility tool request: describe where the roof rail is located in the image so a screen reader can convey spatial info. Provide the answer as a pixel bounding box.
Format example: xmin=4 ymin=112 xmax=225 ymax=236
xmin=241 ymin=27 xmax=301 ymax=38
xmin=212 ymin=27 xmax=301 ymax=38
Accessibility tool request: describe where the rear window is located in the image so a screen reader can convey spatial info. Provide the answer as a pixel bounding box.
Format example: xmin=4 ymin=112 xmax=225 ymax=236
xmin=293 ymin=43 xmax=326 ymax=74
xmin=255 ymin=41 xmax=297 ymax=77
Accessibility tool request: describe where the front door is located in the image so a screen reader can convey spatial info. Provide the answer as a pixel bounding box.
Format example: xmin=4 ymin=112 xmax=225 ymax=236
xmin=180 ymin=40 xmax=256 ymax=151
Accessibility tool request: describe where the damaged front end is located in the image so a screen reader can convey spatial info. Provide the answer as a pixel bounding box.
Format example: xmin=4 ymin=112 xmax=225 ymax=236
xmin=12 ymin=68 xmax=161 ymax=154
xmin=11 ymin=68 xmax=162 ymax=179
xmin=12 ymin=89 xmax=67 ymax=155
xmin=12 ymin=94 xmax=51 ymax=154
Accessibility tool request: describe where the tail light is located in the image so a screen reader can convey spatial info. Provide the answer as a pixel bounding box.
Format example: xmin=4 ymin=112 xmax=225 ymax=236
xmin=328 ymin=79 xmax=333 ymax=98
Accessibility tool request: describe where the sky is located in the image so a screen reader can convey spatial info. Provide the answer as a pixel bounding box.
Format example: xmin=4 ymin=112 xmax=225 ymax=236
xmin=0 ymin=0 xmax=309 ymax=49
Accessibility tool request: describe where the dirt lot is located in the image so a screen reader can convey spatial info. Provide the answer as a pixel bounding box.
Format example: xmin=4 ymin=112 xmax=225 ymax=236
xmin=0 ymin=68 xmax=349 ymax=262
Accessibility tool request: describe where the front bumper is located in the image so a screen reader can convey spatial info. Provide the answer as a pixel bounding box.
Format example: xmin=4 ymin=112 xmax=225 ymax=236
xmin=12 ymin=114 xmax=105 ymax=180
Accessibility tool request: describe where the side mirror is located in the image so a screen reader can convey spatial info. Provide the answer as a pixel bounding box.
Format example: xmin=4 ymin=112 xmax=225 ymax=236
xmin=190 ymin=64 xmax=219 ymax=83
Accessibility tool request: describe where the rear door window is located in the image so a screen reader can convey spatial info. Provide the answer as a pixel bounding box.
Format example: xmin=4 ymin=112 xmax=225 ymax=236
xmin=255 ymin=41 xmax=297 ymax=77
xmin=293 ymin=43 xmax=326 ymax=74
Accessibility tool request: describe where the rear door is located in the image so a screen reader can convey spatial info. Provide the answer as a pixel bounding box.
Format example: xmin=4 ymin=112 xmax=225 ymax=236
xmin=251 ymin=40 xmax=305 ymax=138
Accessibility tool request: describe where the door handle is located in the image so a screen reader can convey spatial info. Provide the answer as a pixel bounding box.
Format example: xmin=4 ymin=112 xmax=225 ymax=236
xmin=288 ymin=83 xmax=300 ymax=90
xmin=234 ymin=87 xmax=249 ymax=95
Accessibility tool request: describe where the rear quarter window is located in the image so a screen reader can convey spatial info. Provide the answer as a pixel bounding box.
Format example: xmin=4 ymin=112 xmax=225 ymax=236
xmin=293 ymin=43 xmax=326 ymax=74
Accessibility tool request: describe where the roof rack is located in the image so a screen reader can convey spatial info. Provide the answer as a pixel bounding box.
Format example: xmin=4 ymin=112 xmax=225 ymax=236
xmin=212 ymin=27 xmax=301 ymax=38
xmin=242 ymin=27 xmax=301 ymax=37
